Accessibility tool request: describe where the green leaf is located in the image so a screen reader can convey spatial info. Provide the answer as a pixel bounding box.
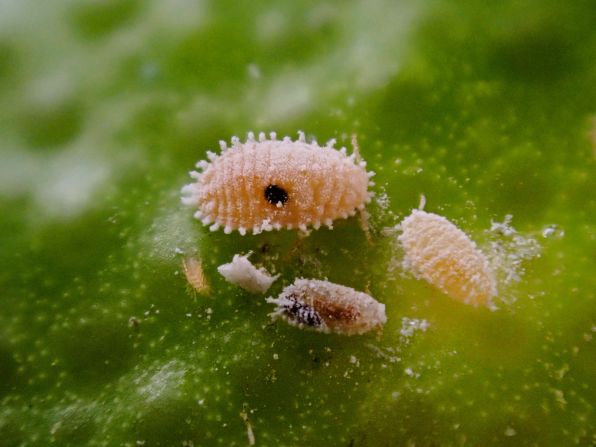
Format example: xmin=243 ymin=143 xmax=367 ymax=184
xmin=1 ymin=0 xmax=594 ymax=446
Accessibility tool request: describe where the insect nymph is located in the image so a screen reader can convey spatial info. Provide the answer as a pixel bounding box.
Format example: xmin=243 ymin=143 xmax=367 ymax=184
xmin=398 ymin=209 xmax=497 ymax=307
xmin=181 ymin=131 xmax=374 ymax=234
xmin=267 ymin=279 xmax=387 ymax=335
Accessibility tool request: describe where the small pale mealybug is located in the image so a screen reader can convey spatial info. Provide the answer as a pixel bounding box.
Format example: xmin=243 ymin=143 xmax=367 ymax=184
xmin=181 ymin=131 xmax=375 ymax=235
xmin=182 ymin=257 xmax=210 ymax=294
xmin=217 ymin=252 xmax=279 ymax=294
xmin=267 ymin=278 xmax=386 ymax=335
xmin=398 ymin=209 xmax=497 ymax=307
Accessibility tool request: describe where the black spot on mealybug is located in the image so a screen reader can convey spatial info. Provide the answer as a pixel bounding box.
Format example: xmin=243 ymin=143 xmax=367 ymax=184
xmin=265 ymin=184 xmax=289 ymax=206
xmin=281 ymin=294 xmax=322 ymax=327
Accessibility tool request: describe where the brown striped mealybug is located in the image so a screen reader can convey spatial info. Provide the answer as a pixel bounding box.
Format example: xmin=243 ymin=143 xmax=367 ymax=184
xmin=267 ymin=278 xmax=386 ymax=335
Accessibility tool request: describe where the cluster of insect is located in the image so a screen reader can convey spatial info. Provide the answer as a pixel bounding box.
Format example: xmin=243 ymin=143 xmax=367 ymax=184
xmin=181 ymin=131 xmax=498 ymax=335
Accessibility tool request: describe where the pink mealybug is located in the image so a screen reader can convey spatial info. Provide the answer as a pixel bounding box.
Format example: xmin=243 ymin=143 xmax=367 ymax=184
xmin=398 ymin=209 xmax=497 ymax=307
xmin=181 ymin=131 xmax=375 ymax=235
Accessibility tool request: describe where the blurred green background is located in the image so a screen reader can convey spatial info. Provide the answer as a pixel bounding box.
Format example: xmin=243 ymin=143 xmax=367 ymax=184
xmin=0 ymin=0 xmax=595 ymax=446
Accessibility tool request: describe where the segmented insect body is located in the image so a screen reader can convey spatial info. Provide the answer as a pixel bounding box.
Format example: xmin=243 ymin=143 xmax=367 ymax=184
xmin=181 ymin=131 xmax=374 ymax=234
xmin=398 ymin=210 xmax=497 ymax=307
xmin=182 ymin=257 xmax=210 ymax=293
xmin=267 ymin=279 xmax=386 ymax=335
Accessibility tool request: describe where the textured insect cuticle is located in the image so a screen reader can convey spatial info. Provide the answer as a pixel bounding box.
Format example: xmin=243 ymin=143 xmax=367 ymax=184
xmin=268 ymin=279 xmax=386 ymax=335
xmin=399 ymin=209 xmax=497 ymax=307
xmin=182 ymin=131 xmax=372 ymax=234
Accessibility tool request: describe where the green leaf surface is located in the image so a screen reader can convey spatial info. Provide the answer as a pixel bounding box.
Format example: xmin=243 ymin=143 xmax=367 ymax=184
xmin=1 ymin=0 xmax=594 ymax=446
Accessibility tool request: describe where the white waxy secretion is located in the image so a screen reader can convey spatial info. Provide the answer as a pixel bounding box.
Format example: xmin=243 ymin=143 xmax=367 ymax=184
xmin=267 ymin=278 xmax=386 ymax=335
xmin=398 ymin=209 xmax=497 ymax=307
xmin=217 ymin=252 xmax=279 ymax=294
xmin=181 ymin=131 xmax=374 ymax=234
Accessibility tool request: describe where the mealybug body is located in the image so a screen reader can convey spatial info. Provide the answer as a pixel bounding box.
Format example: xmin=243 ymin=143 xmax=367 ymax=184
xmin=181 ymin=131 xmax=374 ymax=234
xmin=398 ymin=210 xmax=497 ymax=307
xmin=182 ymin=257 xmax=210 ymax=293
xmin=267 ymin=278 xmax=386 ymax=335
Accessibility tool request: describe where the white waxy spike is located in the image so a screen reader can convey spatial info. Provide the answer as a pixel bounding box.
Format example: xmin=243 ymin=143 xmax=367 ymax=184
xmin=206 ymin=151 xmax=217 ymax=161
xmin=181 ymin=196 xmax=195 ymax=205
xmin=258 ymin=132 xmax=266 ymax=142
xmin=368 ymin=181 xmax=375 ymax=187
xmin=298 ymin=223 xmax=307 ymax=232
xmin=190 ymin=170 xmax=201 ymax=179
xmin=219 ymin=140 xmax=227 ymax=150
xmin=324 ymin=218 xmax=333 ymax=228
xmin=238 ymin=227 xmax=247 ymax=236
xmin=326 ymin=138 xmax=336 ymax=148
xmin=247 ymin=131 xmax=255 ymax=142
xmin=209 ymin=223 xmax=220 ymax=232
xmin=340 ymin=147 xmax=347 ymax=155
xmin=202 ymin=216 xmax=213 ymax=225
xmin=418 ymin=194 xmax=426 ymax=210
xmin=231 ymin=136 xmax=240 ymax=146
xmin=283 ymin=136 xmax=291 ymax=142
xmin=367 ymin=171 xmax=376 ymax=178
xmin=181 ymin=184 xmax=195 ymax=194
xmin=269 ymin=131 xmax=277 ymax=140
xmin=313 ymin=220 xmax=321 ymax=230
xmin=298 ymin=130 xmax=306 ymax=142
xmin=224 ymin=225 xmax=233 ymax=234
xmin=253 ymin=225 xmax=262 ymax=235
xmin=196 ymin=160 xmax=209 ymax=170
xmin=193 ymin=210 xmax=203 ymax=219
xmin=359 ymin=161 xmax=367 ymax=168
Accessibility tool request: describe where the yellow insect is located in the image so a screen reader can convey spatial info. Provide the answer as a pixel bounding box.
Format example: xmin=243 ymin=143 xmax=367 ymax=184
xmin=182 ymin=257 xmax=210 ymax=294
xmin=181 ymin=131 xmax=374 ymax=234
xmin=267 ymin=278 xmax=386 ymax=335
xmin=398 ymin=208 xmax=497 ymax=307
